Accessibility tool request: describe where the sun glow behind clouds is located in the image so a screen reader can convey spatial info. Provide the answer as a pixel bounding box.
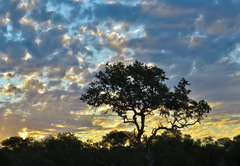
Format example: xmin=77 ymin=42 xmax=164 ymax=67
xmin=18 ymin=128 xmax=28 ymax=139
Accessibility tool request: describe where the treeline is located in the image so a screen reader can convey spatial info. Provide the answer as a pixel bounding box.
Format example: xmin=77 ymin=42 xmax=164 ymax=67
xmin=0 ymin=130 xmax=240 ymax=166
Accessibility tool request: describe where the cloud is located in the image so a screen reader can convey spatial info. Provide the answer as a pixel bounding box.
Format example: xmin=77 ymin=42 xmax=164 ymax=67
xmin=0 ymin=0 xmax=240 ymax=142
xmin=48 ymin=79 xmax=62 ymax=88
xmin=29 ymin=4 xmax=68 ymax=24
xmin=0 ymin=72 xmax=17 ymax=79
xmin=0 ymin=84 xmax=22 ymax=96
xmin=22 ymin=78 xmax=45 ymax=91
xmin=93 ymin=3 xmax=146 ymax=24
xmin=68 ymin=82 xmax=82 ymax=91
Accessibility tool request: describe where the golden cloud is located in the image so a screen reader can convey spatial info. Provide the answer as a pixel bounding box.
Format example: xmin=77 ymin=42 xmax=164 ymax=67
xmin=0 ymin=84 xmax=22 ymax=96
xmin=22 ymin=78 xmax=45 ymax=91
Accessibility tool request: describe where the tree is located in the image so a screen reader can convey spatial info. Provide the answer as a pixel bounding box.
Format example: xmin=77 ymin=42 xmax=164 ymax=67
xmin=202 ymin=136 xmax=214 ymax=145
xmin=233 ymin=134 xmax=240 ymax=142
xmin=102 ymin=130 xmax=132 ymax=148
xmin=1 ymin=136 xmax=34 ymax=149
xmin=41 ymin=132 xmax=86 ymax=166
xmin=0 ymin=148 xmax=10 ymax=166
xmin=80 ymin=60 xmax=211 ymax=166
xmin=217 ymin=137 xmax=232 ymax=150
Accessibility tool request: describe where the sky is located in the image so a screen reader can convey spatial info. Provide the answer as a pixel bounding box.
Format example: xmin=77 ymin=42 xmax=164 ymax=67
xmin=0 ymin=0 xmax=240 ymax=142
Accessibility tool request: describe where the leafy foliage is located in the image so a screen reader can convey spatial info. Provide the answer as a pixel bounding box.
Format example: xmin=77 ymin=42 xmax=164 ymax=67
xmin=102 ymin=130 xmax=134 ymax=147
xmin=1 ymin=136 xmax=34 ymax=149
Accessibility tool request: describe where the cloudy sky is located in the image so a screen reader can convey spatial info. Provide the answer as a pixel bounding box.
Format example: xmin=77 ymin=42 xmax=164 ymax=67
xmin=0 ymin=0 xmax=240 ymax=142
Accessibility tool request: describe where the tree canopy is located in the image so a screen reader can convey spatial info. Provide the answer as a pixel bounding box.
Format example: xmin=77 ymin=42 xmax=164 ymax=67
xmin=1 ymin=131 xmax=240 ymax=166
xmin=80 ymin=60 xmax=211 ymax=166
xmin=1 ymin=136 xmax=34 ymax=149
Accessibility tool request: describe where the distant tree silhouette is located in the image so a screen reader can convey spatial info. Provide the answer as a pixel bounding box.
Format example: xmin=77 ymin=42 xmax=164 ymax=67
xmin=217 ymin=137 xmax=232 ymax=150
xmin=1 ymin=132 xmax=240 ymax=166
xmin=41 ymin=132 xmax=88 ymax=166
xmin=233 ymin=134 xmax=240 ymax=142
xmin=80 ymin=60 xmax=211 ymax=166
xmin=1 ymin=136 xmax=33 ymax=149
xmin=102 ymin=130 xmax=133 ymax=148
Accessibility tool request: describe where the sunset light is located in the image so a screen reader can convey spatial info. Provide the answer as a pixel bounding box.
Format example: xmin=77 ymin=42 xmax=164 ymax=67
xmin=0 ymin=0 xmax=239 ymax=145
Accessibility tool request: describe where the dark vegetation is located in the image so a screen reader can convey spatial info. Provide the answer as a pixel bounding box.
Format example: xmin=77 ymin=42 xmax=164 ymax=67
xmin=1 ymin=130 xmax=240 ymax=166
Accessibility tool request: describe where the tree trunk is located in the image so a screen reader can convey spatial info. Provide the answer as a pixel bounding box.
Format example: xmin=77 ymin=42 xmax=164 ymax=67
xmin=138 ymin=142 xmax=155 ymax=166
xmin=145 ymin=144 xmax=154 ymax=166
xmin=144 ymin=153 xmax=154 ymax=166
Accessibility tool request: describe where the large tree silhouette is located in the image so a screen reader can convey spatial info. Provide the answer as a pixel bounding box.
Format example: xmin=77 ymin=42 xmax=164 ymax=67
xmin=80 ymin=60 xmax=211 ymax=166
